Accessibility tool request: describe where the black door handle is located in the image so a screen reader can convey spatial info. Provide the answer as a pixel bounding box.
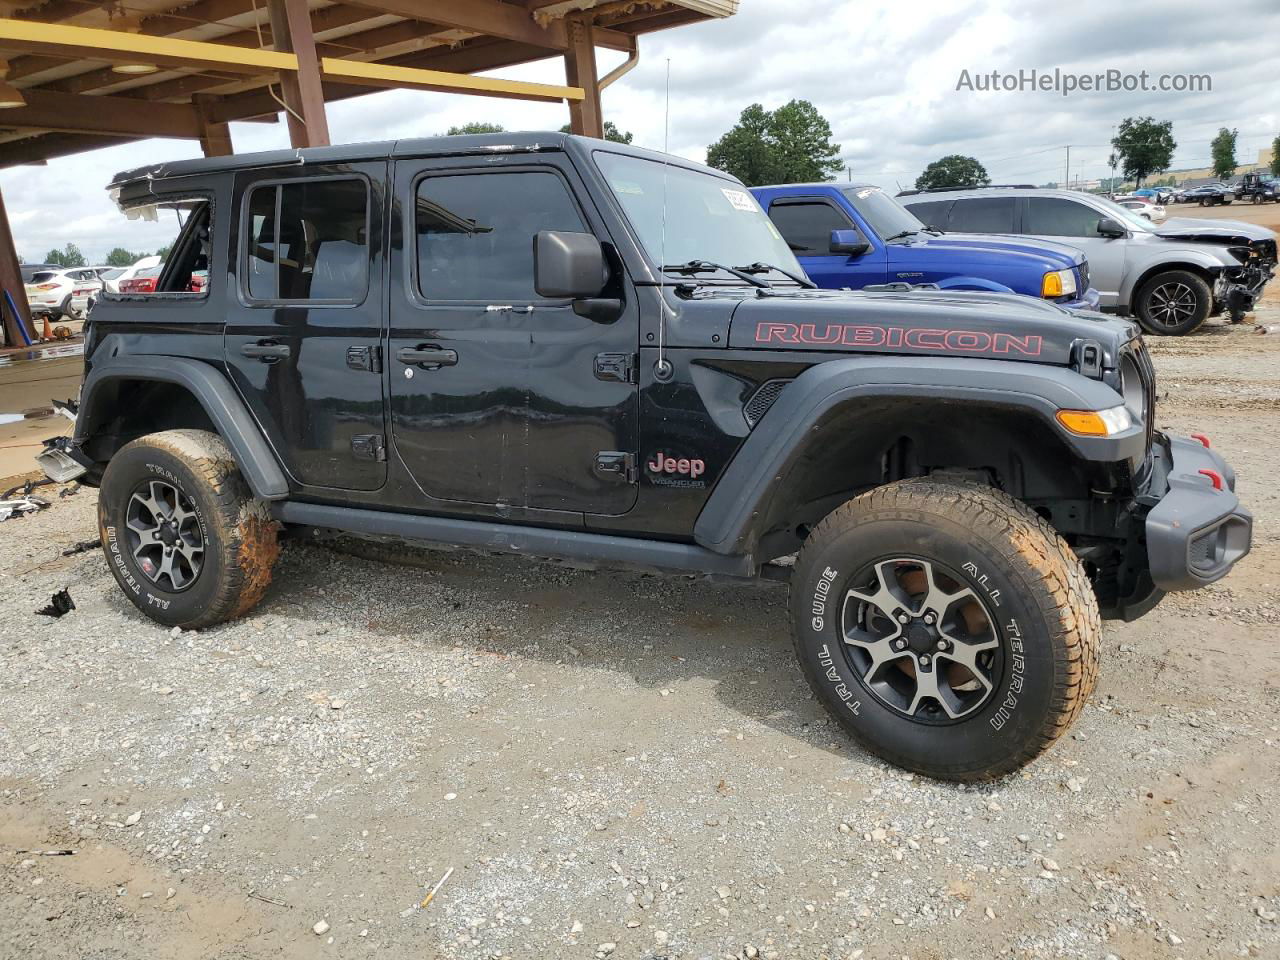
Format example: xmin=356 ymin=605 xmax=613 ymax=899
xmin=241 ymin=340 xmax=291 ymax=362
xmin=397 ymin=345 xmax=458 ymax=368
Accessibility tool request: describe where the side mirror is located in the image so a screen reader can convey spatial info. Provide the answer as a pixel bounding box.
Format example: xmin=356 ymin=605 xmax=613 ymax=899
xmin=534 ymin=230 xmax=608 ymax=299
xmin=1096 ymin=217 xmax=1127 ymax=238
xmin=830 ymin=229 xmax=870 ymax=256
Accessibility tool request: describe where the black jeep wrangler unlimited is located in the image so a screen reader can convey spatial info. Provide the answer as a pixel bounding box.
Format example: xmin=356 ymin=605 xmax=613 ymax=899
xmin=40 ymin=133 xmax=1252 ymax=781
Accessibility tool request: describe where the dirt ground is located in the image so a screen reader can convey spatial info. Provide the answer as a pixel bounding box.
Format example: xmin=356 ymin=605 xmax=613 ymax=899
xmin=2 ymin=210 xmax=1280 ymax=960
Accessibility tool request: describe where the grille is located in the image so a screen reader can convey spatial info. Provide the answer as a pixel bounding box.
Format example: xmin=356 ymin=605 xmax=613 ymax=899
xmin=743 ymin=379 xmax=791 ymax=427
xmin=1131 ymin=339 xmax=1156 ymax=456
xmin=1078 ymin=260 xmax=1091 ymax=295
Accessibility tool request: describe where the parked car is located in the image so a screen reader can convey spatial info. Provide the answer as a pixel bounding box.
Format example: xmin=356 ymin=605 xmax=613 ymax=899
xmin=102 ymin=255 xmax=162 ymax=293
xmin=1168 ymin=186 xmax=1190 ymax=204
xmin=22 ymin=266 xmax=103 ymax=319
xmin=1117 ymin=198 xmax=1167 ymax=222
xmin=1130 ymin=188 xmax=1159 ymax=203
xmin=1183 ymin=184 xmax=1233 ymax=206
xmin=900 ymin=187 xmax=1277 ymax=334
xmin=1234 ymin=172 xmax=1280 ymax=204
xmin=38 ymin=131 xmax=1253 ymax=782
xmin=752 ymin=183 xmax=1100 ymax=310
xmin=117 ymin=264 xmax=162 ymax=294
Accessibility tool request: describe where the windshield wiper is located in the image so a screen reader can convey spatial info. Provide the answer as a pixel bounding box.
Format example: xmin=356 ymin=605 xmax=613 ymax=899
xmin=661 ymin=260 xmax=770 ymax=288
xmin=882 ymin=230 xmax=919 ymax=242
xmin=736 ymin=261 xmax=817 ymax=289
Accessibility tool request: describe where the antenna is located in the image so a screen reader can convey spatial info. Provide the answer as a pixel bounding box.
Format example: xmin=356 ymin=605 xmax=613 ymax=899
xmin=654 ymin=57 xmax=673 ymax=383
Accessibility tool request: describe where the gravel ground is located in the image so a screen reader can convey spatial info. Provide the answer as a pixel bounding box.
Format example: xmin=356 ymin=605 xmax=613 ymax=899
xmin=2 ymin=312 xmax=1279 ymax=960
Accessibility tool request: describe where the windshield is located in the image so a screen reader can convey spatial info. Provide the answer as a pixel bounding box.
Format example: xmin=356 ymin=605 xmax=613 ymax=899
xmin=594 ymin=151 xmax=802 ymax=279
xmin=842 ymin=185 xmax=927 ymax=239
xmin=1093 ymin=195 xmax=1157 ymax=232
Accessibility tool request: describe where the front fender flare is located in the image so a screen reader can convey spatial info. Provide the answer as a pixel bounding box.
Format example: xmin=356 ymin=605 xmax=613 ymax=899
xmin=76 ymin=356 xmax=290 ymax=500
xmin=932 ymin=275 xmax=1016 ymax=293
xmin=692 ymin=355 xmax=1141 ymax=557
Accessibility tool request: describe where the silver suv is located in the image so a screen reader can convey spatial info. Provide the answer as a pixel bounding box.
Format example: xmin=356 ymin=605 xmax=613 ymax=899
xmin=901 ymin=187 xmax=1277 ymax=335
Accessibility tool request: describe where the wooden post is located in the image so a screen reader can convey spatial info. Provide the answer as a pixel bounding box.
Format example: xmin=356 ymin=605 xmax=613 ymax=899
xmin=0 ymin=185 xmax=34 ymax=349
xmin=563 ymin=15 xmax=602 ymax=139
xmin=193 ymin=93 xmax=234 ymax=157
xmin=267 ymin=0 xmax=330 ymax=148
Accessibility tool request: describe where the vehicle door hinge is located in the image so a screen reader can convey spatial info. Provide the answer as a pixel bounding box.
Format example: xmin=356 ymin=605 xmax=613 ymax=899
xmin=594 ymin=352 xmax=637 ymax=384
xmin=351 ymin=434 xmax=386 ymax=462
xmin=346 ymin=345 xmax=383 ymax=373
xmin=594 ymin=451 xmax=636 ymax=483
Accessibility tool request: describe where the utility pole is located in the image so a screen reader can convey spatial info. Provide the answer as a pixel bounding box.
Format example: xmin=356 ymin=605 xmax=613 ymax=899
xmin=1064 ymin=145 xmax=1070 ymax=190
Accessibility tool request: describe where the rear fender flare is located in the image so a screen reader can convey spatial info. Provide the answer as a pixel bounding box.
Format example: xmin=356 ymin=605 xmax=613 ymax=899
xmin=693 ymin=355 xmax=1139 ymax=558
xmin=75 ymin=355 xmax=289 ymax=500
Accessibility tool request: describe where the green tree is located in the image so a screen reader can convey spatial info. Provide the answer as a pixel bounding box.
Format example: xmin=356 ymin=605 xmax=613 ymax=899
xmin=1271 ymin=135 xmax=1280 ymax=176
xmin=706 ymin=100 xmax=842 ymax=186
xmin=445 ymin=122 xmax=506 ymax=135
xmin=1110 ymin=117 xmax=1176 ymax=186
xmin=104 ymin=247 xmax=141 ymax=267
xmin=44 ymin=242 xmax=86 ymax=267
xmin=914 ymin=155 xmax=991 ymax=190
xmin=155 ymin=244 xmax=172 ymax=260
xmin=559 ymin=120 xmax=633 ymax=144
xmin=1210 ymin=127 xmax=1238 ymax=181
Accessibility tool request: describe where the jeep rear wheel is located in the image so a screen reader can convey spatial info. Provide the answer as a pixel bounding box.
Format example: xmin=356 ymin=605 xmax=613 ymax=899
xmin=98 ymin=429 xmax=280 ymax=629
xmin=1134 ymin=269 xmax=1211 ymax=336
xmin=790 ymin=480 xmax=1100 ymax=781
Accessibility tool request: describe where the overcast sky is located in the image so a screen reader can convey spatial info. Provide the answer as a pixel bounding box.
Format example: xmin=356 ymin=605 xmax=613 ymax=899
xmin=3 ymin=0 xmax=1278 ymax=263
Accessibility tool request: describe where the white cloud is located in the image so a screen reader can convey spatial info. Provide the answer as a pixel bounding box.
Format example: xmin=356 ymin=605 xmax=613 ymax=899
xmin=3 ymin=0 xmax=1278 ymax=261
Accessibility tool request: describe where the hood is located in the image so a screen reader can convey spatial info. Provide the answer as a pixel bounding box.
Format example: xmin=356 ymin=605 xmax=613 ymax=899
xmin=892 ymin=231 xmax=1085 ymax=270
xmin=724 ymin=286 xmax=1135 ymax=368
xmin=1155 ymin=217 xmax=1276 ymax=245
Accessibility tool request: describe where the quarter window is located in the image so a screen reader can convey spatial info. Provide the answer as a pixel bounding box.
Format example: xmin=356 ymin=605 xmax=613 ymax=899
xmin=415 ymin=171 xmax=587 ymax=301
xmin=946 ymin=197 xmax=1017 ymax=233
xmin=903 ymin=199 xmax=954 ymax=230
xmin=244 ymin=178 xmax=369 ymax=302
xmin=767 ymin=201 xmax=854 ymax=255
xmin=1025 ymin=198 xmax=1103 ymax=238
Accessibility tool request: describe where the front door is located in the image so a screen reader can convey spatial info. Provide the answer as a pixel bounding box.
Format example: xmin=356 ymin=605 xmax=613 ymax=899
xmin=765 ymin=197 xmax=886 ymax=289
xmin=225 ymin=164 xmax=388 ymax=492
xmin=387 ymin=156 xmax=638 ymax=519
xmin=1022 ymin=196 xmax=1128 ymax=309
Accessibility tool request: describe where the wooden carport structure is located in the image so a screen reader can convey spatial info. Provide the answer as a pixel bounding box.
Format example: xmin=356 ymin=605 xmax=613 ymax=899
xmin=0 ymin=0 xmax=736 ymax=346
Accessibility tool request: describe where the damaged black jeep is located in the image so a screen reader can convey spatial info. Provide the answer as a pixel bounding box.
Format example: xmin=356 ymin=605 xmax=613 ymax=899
xmin=40 ymin=133 xmax=1253 ymax=781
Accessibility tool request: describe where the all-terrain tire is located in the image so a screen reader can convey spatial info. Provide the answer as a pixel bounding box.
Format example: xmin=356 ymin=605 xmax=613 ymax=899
xmin=98 ymin=429 xmax=280 ymax=629
xmin=1134 ymin=268 xmax=1212 ymax=336
xmin=789 ymin=480 xmax=1101 ymax=781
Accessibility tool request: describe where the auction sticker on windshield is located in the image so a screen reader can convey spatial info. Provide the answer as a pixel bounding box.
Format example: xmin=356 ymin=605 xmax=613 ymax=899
xmin=722 ymin=187 xmax=756 ymax=211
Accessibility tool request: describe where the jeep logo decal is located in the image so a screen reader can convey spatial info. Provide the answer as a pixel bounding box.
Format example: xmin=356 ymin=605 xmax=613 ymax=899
xmin=754 ymin=322 xmax=1042 ymax=356
xmin=646 ymin=453 xmax=705 ymax=479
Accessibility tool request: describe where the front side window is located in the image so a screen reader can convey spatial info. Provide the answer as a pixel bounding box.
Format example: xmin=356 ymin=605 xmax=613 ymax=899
xmin=946 ymin=197 xmax=1017 ymax=233
xmin=415 ymin=170 xmax=587 ymax=301
xmin=842 ymin=186 xmax=926 ymax=240
xmin=244 ymin=178 xmax=369 ymax=302
xmin=767 ymin=201 xmax=854 ymax=255
xmin=1024 ymin=198 xmax=1102 ymax=237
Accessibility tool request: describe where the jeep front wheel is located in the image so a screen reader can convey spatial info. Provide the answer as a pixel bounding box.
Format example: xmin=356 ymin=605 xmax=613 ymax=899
xmin=790 ymin=480 xmax=1100 ymax=781
xmin=98 ymin=429 xmax=280 ymax=629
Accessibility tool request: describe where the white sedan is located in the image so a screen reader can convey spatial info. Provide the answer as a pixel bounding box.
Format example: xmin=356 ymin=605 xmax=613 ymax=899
xmin=1117 ymin=198 xmax=1167 ymax=223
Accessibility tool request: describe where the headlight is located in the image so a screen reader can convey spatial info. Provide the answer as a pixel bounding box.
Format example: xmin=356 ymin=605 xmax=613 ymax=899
xmin=1055 ymin=404 xmax=1133 ymax=437
xmin=1041 ymin=268 xmax=1078 ymax=298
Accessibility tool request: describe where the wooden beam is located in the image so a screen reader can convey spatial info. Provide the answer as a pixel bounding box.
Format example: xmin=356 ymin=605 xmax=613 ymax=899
xmin=0 ymin=18 xmax=299 ymax=74
xmin=193 ymin=93 xmax=233 ymax=156
xmin=0 ymin=183 xmax=34 ymax=348
xmin=319 ymin=56 xmax=582 ymax=103
xmin=267 ymin=0 xmax=329 ymax=147
xmin=562 ymin=15 xmax=601 ymax=138
xmin=0 ymin=131 xmax=133 ymax=168
xmin=340 ymin=0 xmax=633 ymax=51
xmin=0 ymin=88 xmax=204 ymax=138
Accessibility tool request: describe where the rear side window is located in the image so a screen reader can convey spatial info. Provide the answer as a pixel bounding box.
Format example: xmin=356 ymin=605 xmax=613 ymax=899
xmin=903 ymin=199 xmax=953 ymax=230
xmin=767 ymin=201 xmax=853 ymax=255
xmin=414 ymin=170 xmax=586 ymax=301
xmin=946 ymin=197 xmax=1017 ymax=233
xmin=29 ymin=271 xmax=55 ymax=284
xmin=245 ymin=178 xmax=369 ymax=302
xmin=1025 ymin=198 xmax=1102 ymax=238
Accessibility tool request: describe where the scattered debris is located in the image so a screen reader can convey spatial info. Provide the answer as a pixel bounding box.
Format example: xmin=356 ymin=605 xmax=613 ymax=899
xmin=35 ymin=589 xmax=75 ymax=618
xmin=419 ymin=866 xmax=453 ymax=909
xmin=312 ymin=919 xmax=330 ymax=936
xmin=61 ymin=538 xmax=101 ymax=556
xmin=0 ymin=496 xmax=49 ymax=521
xmin=1 ymin=477 xmax=54 ymax=500
xmin=248 ymin=890 xmax=290 ymax=908
xmin=15 ymin=849 xmax=75 ymax=856
xmin=1254 ymin=324 xmax=1280 ymax=334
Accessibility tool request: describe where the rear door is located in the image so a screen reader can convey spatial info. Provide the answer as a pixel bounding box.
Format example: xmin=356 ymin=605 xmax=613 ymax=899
xmin=766 ymin=197 xmax=885 ymax=288
xmin=225 ymin=164 xmax=388 ymax=491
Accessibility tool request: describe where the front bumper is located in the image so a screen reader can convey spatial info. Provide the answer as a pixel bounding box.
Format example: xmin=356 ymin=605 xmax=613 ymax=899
xmin=1064 ymin=286 xmax=1102 ymax=312
xmin=1145 ymin=434 xmax=1252 ymax=591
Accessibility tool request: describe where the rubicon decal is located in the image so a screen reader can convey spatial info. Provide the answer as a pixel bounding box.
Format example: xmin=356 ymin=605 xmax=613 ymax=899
xmin=647 ymin=452 xmax=705 ymax=479
xmin=754 ymin=322 xmax=1043 ymax=356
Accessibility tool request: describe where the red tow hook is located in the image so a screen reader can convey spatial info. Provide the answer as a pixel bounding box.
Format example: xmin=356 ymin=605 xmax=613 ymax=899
xmin=1191 ymin=433 xmax=1211 ymax=448
xmin=1198 ymin=468 xmax=1224 ymax=491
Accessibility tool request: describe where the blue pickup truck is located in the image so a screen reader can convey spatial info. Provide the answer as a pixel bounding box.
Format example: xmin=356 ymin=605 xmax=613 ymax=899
xmin=752 ymin=183 xmax=1101 ymax=311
